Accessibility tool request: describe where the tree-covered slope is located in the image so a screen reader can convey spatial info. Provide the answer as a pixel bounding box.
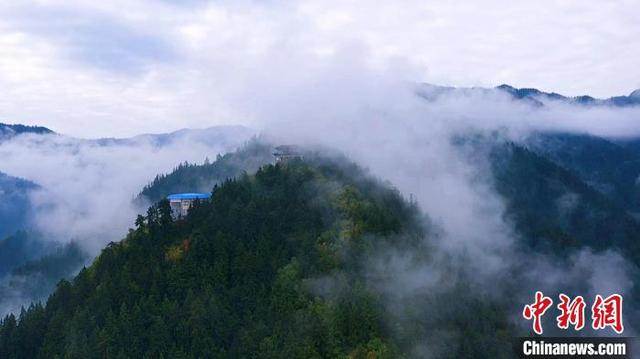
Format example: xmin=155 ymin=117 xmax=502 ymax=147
xmin=139 ymin=139 xmax=273 ymax=203
xmin=0 ymin=124 xmax=54 ymax=141
xmin=524 ymin=132 xmax=640 ymax=214
xmin=0 ymin=232 xmax=56 ymax=277
xmin=5 ymin=132 xmax=640 ymax=358
xmin=496 ymin=84 xmax=640 ymax=106
xmin=0 ymin=156 xmax=423 ymax=358
xmin=490 ymin=142 xmax=640 ymax=262
xmin=0 ymin=153 xmax=516 ymax=358
xmin=0 ymin=172 xmax=37 ymax=240
xmin=0 ymin=241 xmax=87 ymax=318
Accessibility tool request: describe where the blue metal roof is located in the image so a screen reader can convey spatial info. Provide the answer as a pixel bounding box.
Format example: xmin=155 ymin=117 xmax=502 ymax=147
xmin=167 ymin=193 xmax=211 ymax=200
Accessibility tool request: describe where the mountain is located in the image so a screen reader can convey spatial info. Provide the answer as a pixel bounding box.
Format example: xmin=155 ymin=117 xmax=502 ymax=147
xmin=523 ymin=132 xmax=640 ymax=215
xmin=496 ymin=84 xmax=640 ymax=107
xmin=0 ymin=241 xmax=87 ymax=318
xmin=0 ymin=123 xmax=254 ymax=151
xmin=0 ymin=124 xmax=53 ymax=141
xmin=4 ymin=120 xmax=640 ymax=356
xmin=451 ymin=132 xmax=640 ymax=265
xmin=0 ymin=172 xmax=38 ymax=240
xmin=0 ymin=150 xmax=515 ymax=358
xmin=138 ymin=139 xmax=273 ymax=203
xmin=489 ymin=141 xmax=640 ymax=261
xmin=93 ymin=125 xmax=254 ymax=148
xmin=0 ymin=232 xmax=55 ymax=278
xmin=3 ymin=135 xmax=640 ymax=357
xmin=417 ymin=83 xmax=640 ymax=107
xmin=0 ymin=123 xmax=257 ymax=318
xmin=0 ymin=123 xmax=256 ymax=238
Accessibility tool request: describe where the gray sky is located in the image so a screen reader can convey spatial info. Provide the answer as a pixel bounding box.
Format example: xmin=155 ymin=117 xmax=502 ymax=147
xmin=0 ymin=0 xmax=638 ymax=137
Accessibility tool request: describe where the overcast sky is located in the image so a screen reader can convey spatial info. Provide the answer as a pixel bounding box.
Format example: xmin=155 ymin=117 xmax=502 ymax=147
xmin=0 ymin=0 xmax=638 ymax=138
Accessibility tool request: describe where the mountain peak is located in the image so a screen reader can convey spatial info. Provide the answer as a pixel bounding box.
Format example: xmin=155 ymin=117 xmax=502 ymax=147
xmin=0 ymin=123 xmax=54 ymax=139
xmin=496 ymin=84 xmax=516 ymax=91
xmin=492 ymin=84 xmax=640 ymax=107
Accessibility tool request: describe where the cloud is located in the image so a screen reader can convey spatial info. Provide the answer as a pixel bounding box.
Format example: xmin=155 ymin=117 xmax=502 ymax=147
xmin=236 ymin=54 xmax=640 ymax=343
xmin=0 ymin=3 xmax=177 ymax=74
xmin=0 ymin=0 xmax=639 ymax=137
xmin=0 ymin=125 xmax=254 ymax=316
xmin=0 ymin=126 xmax=253 ymax=253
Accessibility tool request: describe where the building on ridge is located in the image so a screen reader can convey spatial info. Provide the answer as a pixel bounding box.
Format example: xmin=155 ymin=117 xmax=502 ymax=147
xmin=273 ymin=145 xmax=303 ymax=163
xmin=167 ymin=193 xmax=211 ymax=217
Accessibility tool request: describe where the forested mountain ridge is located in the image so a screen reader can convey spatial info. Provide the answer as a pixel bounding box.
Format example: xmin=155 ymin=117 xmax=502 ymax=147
xmin=524 ymin=132 xmax=640 ymax=214
xmin=138 ymin=139 xmax=272 ymax=202
xmin=417 ymin=83 xmax=640 ymax=107
xmin=0 ymin=123 xmax=256 ymax=320
xmin=3 ymin=134 xmax=640 ymax=357
xmin=93 ymin=125 xmax=254 ymax=148
xmin=0 ymin=123 xmax=53 ymax=140
xmin=0 ymin=172 xmax=38 ymax=240
xmin=490 ymin=141 xmax=640 ymax=263
xmin=496 ymin=84 xmax=640 ymax=106
xmin=0 ymin=241 xmax=87 ymax=318
xmin=2 ymin=154 xmax=515 ymax=358
xmin=0 ymin=232 xmax=54 ymax=277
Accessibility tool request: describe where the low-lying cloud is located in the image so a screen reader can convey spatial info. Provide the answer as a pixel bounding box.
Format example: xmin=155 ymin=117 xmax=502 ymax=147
xmin=236 ymin=55 xmax=640 ymax=340
xmin=0 ymin=126 xmax=253 ymax=253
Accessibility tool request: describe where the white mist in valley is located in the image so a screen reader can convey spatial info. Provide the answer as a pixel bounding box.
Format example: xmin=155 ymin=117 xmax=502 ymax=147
xmin=233 ymin=54 xmax=640 ymax=340
xmin=0 ymin=126 xmax=254 ymax=252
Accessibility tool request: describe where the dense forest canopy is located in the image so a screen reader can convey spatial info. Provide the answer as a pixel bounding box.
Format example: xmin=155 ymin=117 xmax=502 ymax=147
xmin=2 ymin=153 xmax=515 ymax=358
xmin=3 ymin=136 xmax=640 ymax=357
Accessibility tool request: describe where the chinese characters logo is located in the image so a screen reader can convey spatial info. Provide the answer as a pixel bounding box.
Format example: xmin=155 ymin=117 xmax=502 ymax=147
xmin=522 ymin=291 xmax=623 ymax=335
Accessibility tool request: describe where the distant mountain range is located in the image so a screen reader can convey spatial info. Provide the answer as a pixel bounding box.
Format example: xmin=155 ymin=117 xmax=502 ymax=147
xmin=0 ymin=122 xmax=254 ymax=148
xmin=418 ymin=83 xmax=640 ymax=107
xmin=497 ymin=84 xmax=640 ymax=107
xmin=0 ymin=123 xmax=54 ymax=140
xmin=93 ymin=125 xmax=254 ymax=148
